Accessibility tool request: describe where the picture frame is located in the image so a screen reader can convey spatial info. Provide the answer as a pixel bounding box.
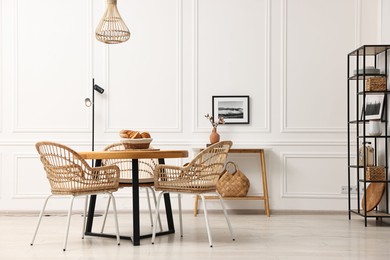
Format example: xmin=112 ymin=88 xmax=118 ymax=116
xmin=212 ymin=95 xmax=250 ymax=124
xmin=364 ymin=94 xmax=385 ymax=120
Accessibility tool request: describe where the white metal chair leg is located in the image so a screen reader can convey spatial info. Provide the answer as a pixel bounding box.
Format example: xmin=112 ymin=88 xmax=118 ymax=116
xmin=200 ymin=194 xmax=213 ymax=247
xmin=82 ymin=195 xmax=89 ymax=239
xmin=150 ymin=188 xmax=163 ymax=232
xmin=178 ymin=193 xmax=183 ymax=237
xmin=108 ymin=193 xmax=121 ymax=245
xmin=100 ymin=195 xmax=112 ymax=233
xmin=146 ymin=188 xmax=153 ymax=226
xmin=63 ymin=196 xmax=76 ymax=251
xmin=151 ymin=191 xmax=165 ymax=244
xmin=216 ymin=192 xmax=235 ymax=241
xmin=30 ymin=194 xmax=53 ymax=246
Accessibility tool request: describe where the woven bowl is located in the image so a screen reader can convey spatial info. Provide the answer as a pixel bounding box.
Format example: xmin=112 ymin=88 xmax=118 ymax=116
xmin=121 ymin=138 xmax=152 ymax=149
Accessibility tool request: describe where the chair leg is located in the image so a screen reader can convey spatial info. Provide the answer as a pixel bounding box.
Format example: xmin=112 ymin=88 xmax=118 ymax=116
xmin=150 ymin=187 xmax=163 ymax=232
xmin=108 ymin=193 xmax=121 ymax=246
xmin=194 ymin=194 xmax=200 ymax=216
xmin=178 ymin=193 xmax=183 ymax=237
xmin=100 ymin=195 xmax=112 ymax=233
xmin=82 ymin=195 xmax=89 ymax=239
xmin=30 ymin=194 xmax=53 ymax=246
xmin=216 ymin=192 xmax=235 ymax=241
xmin=63 ymin=196 xmax=76 ymax=251
xmin=151 ymin=191 xmax=165 ymax=244
xmin=200 ymin=194 xmax=213 ymax=247
xmin=146 ymin=188 xmax=154 ymax=227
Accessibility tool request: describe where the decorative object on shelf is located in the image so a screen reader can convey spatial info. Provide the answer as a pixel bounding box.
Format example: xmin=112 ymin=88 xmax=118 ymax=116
xmin=85 ymin=78 xmax=105 ymax=152
xmin=354 ymin=66 xmax=380 ymax=75
xmin=212 ymin=96 xmax=250 ymax=124
xmin=209 ymin=127 xmax=220 ymax=144
xmin=95 ymin=0 xmax=130 ymax=44
xmin=362 ymin=183 xmax=386 ymax=212
xmin=364 ymin=94 xmax=385 ymax=120
xmin=368 ymin=119 xmax=382 ymax=136
xmin=366 ymin=166 xmax=385 ymax=181
xmin=205 ymin=113 xmax=225 ymax=144
xmin=359 ymin=142 xmax=374 ymax=166
xmin=366 ymin=77 xmax=387 ymax=91
xmin=216 ymin=161 xmax=250 ymax=197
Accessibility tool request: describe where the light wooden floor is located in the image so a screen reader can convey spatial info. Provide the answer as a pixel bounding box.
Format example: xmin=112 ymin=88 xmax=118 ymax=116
xmin=1 ymin=210 xmax=390 ymax=259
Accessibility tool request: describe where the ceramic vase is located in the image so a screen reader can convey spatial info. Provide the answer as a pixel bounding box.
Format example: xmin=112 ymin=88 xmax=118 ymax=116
xmin=368 ymin=120 xmax=382 ymax=136
xmin=209 ymin=127 xmax=220 ymax=144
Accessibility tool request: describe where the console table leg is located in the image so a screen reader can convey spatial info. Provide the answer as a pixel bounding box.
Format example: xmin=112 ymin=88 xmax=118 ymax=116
xmin=194 ymin=195 xmax=200 ymax=216
xmin=260 ymin=150 xmax=270 ymax=217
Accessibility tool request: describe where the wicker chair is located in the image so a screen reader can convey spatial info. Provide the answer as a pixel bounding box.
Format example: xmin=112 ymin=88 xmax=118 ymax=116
xmin=151 ymin=141 xmax=235 ymax=247
xmin=100 ymin=143 xmax=162 ymax=232
xmin=31 ymin=142 xmax=121 ymax=251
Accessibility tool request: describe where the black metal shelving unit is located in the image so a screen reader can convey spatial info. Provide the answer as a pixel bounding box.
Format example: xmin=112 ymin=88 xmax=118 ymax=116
xmin=347 ymin=45 xmax=390 ymax=226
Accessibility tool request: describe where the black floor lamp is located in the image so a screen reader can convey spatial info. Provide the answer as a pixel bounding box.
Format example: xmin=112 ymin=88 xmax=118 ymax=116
xmin=85 ymin=78 xmax=105 ymax=152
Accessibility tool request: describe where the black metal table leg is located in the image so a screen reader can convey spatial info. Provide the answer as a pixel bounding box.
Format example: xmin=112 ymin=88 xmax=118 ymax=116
xmin=132 ymin=159 xmax=140 ymax=245
xmin=85 ymin=159 xmax=101 ymax=233
xmin=84 ymin=157 xmax=176 ymax=244
xmin=159 ymin=158 xmax=175 ymax=232
xmin=85 ymin=195 xmax=97 ymax=233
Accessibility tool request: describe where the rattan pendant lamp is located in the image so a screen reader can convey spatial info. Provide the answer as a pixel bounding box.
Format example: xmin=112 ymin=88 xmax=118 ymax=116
xmin=95 ymin=0 xmax=130 ymax=44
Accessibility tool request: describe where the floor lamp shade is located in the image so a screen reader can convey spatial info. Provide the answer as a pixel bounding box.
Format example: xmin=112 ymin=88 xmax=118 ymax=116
xmin=95 ymin=0 xmax=130 ymax=44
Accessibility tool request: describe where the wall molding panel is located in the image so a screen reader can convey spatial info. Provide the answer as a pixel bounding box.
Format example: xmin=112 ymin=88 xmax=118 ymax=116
xmin=281 ymin=0 xmax=361 ymax=133
xmin=282 ymin=152 xmax=350 ymax=199
xmin=12 ymin=154 xmax=49 ymax=199
xmin=105 ymin=0 xmax=183 ymax=133
xmin=0 ymin=152 xmax=2 ymax=199
xmin=193 ymin=0 xmax=271 ymax=133
xmin=13 ymin=0 xmax=92 ymax=133
xmin=0 ymin=0 xmax=3 ymax=133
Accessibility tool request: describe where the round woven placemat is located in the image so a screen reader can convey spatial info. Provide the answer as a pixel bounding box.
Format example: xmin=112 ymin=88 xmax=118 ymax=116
xmin=362 ymin=183 xmax=386 ymax=212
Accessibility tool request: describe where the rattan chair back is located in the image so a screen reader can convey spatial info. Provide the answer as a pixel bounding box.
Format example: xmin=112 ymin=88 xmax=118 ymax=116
xmin=102 ymin=143 xmax=158 ymax=181
xmin=35 ymin=142 xmax=119 ymax=195
xmin=154 ymin=141 xmax=232 ymax=193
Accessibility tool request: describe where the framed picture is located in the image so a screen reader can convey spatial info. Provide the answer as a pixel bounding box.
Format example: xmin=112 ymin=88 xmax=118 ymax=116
xmin=364 ymin=94 xmax=385 ymax=120
xmin=212 ymin=95 xmax=250 ymax=124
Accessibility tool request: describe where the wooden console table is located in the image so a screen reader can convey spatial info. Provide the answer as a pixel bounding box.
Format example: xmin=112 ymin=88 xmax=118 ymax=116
xmin=194 ymin=148 xmax=270 ymax=217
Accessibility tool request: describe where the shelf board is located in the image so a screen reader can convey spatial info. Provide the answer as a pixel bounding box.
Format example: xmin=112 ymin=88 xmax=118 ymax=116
xmin=349 ymin=165 xmax=363 ymax=168
xmin=350 ymin=209 xmax=390 ymax=218
xmin=358 ymin=179 xmax=390 ymax=183
xmin=349 ymin=74 xmax=387 ymax=80
xmin=357 ymin=90 xmax=390 ymax=95
xmin=349 ymin=165 xmax=388 ymax=169
xmin=357 ymin=135 xmax=389 ymax=138
xmin=348 ymin=120 xmax=386 ymax=124
xmin=348 ymin=45 xmax=390 ymax=56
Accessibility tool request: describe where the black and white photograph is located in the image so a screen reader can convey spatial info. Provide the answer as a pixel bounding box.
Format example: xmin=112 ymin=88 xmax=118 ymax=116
xmin=212 ymin=96 xmax=250 ymax=124
xmin=364 ymin=94 xmax=385 ymax=120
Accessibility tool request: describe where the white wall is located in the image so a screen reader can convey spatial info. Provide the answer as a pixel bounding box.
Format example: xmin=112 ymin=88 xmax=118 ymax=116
xmin=0 ymin=0 xmax=382 ymax=213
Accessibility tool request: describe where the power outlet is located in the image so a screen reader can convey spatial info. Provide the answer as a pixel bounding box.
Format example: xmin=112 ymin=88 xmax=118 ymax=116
xmin=341 ymin=185 xmax=365 ymax=194
xmin=341 ymin=185 xmax=349 ymax=194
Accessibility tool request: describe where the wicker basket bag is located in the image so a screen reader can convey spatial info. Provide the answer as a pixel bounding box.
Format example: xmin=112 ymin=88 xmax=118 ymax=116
xmin=217 ymin=161 xmax=250 ymax=197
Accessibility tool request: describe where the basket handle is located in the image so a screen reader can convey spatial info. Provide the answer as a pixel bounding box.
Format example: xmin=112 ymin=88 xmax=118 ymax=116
xmin=224 ymin=161 xmax=239 ymax=175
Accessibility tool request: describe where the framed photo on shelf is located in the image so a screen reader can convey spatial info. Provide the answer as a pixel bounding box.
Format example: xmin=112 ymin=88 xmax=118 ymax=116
xmin=364 ymin=94 xmax=385 ymax=120
xmin=212 ymin=95 xmax=250 ymax=124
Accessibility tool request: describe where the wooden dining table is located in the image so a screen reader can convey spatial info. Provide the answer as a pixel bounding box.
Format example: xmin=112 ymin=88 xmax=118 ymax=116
xmin=78 ymin=149 xmax=189 ymax=246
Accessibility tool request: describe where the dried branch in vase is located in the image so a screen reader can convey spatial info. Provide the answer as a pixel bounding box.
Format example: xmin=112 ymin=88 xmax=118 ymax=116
xmin=205 ymin=113 xmax=225 ymax=128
